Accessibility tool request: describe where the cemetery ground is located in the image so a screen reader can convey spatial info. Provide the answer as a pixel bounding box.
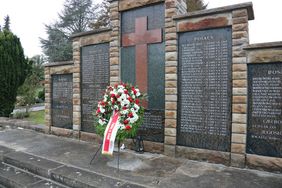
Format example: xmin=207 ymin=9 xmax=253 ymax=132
xmin=0 ymin=121 xmax=281 ymax=188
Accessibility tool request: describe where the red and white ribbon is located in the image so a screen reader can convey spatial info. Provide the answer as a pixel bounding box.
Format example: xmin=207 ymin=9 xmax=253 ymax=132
xmin=102 ymin=111 xmax=121 ymax=155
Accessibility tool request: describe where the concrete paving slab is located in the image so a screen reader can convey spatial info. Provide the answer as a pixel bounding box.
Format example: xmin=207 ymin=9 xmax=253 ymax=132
xmin=0 ymin=162 xmax=42 ymax=188
xmin=29 ymin=180 xmax=69 ymax=188
xmin=50 ymin=165 xmax=144 ymax=188
xmin=3 ymin=151 xmax=63 ymax=178
xmin=0 ymin=146 xmax=13 ymax=161
xmin=0 ymin=127 xmax=281 ymax=188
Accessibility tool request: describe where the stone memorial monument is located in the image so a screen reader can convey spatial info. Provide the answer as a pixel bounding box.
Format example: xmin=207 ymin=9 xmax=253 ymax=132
xmin=44 ymin=0 xmax=282 ymax=172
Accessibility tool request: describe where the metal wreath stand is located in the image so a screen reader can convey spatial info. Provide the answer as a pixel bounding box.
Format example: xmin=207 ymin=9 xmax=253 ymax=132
xmin=89 ymin=135 xmax=144 ymax=173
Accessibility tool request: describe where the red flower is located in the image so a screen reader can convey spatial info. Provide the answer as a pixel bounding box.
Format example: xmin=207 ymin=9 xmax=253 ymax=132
xmin=124 ymin=90 xmax=128 ymax=94
xmin=111 ymin=94 xmax=115 ymax=98
xmin=128 ymin=112 xmax=133 ymax=118
xmin=128 ymin=97 xmax=133 ymax=103
xmin=125 ymin=125 xmax=131 ymax=130
xmin=122 ymin=106 xmax=127 ymax=110
xmin=135 ymin=99 xmax=139 ymax=105
xmin=123 ymin=119 xmax=129 ymax=124
xmin=114 ymin=84 xmax=118 ymax=88
xmin=116 ymin=94 xmax=120 ymax=98
xmin=96 ymin=108 xmax=101 ymax=114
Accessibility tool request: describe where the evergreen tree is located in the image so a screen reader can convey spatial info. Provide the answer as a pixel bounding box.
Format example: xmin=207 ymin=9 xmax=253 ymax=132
xmin=0 ymin=29 xmax=30 ymax=117
xmin=40 ymin=0 xmax=104 ymax=62
xmin=186 ymin=0 xmax=208 ymax=12
xmin=3 ymin=15 xmax=10 ymax=31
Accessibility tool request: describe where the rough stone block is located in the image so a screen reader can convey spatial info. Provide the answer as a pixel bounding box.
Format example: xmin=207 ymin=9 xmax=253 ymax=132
xmin=232 ymin=133 xmax=246 ymax=144
xmin=165 ymin=67 xmax=177 ymax=74
xmin=232 ymin=72 xmax=247 ymax=79
xmin=165 ymin=94 xmax=177 ymax=101
xmin=232 ymin=114 xmax=247 ymax=123
xmin=232 ymin=123 xmax=246 ymax=134
xmin=232 ymin=96 xmax=247 ymax=104
xmin=232 ymin=57 xmax=246 ymax=64
xmin=166 ymin=102 xmax=177 ymax=110
xmin=231 ymin=143 xmax=246 ymax=153
xmin=165 ymin=110 xmax=177 ymax=119
xmin=232 ymin=9 xmax=248 ymax=18
xmin=165 ymin=136 xmax=176 ymax=145
xmin=165 ymin=119 xmax=177 ymax=128
xmin=246 ymin=154 xmax=282 ymax=173
xmin=166 ymin=81 xmax=177 ymax=88
xmin=165 ymin=88 xmax=177 ymax=95
xmin=232 ymin=23 xmax=248 ymax=32
xmin=164 ymin=145 xmax=176 ymax=157
xmin=233 ymin=88 xmax=247 ymax=95
xmin=165 ymin=127 xmax=176 ymax=136
xmin=232 ymin=16 xmax=248 ymax=24
xmin=233 ymin=80 xmax=247 ymax=88
xmin=230 ymin=153 xmax=245 ymax=168
xmin=232 ymin=104 xmax=247 ymax=113
xmin=232 ymin=64 xmax=247 ymax=71
xmin=165 ymin=73 xmax=177 ymax=81
xmin=166 ymin=52 xmax=177 ymax=61
xmin=165 ymin=45 xmax=177 ymax=52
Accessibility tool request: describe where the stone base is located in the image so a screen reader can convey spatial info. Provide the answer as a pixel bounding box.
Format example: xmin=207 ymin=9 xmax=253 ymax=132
xmin=50 ymin=127 xmax=79 ymax=139
xmin=230 ymin=153 xmax=246 ymax=168
xmin=176 ymin=146 xmax=230 ymax=165
xmin=246 ymin=154 xmax=282 ymax=173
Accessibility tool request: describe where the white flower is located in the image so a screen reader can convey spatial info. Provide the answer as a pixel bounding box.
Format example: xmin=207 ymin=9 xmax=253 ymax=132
xmin=99 ymin=119 xmax=106 ymax=125
xmin=121 ymin=99 xmax=130 ymax=107
xmin=117 ymin=85 xmax=124 ymax=89
xmin=100 ymin=107 xmax=105 ymax=113
xmin=134 ymin=104 xmax=140 ymax=111
xmin=114 ymin=105 xmax=119 ymax=110
xmin=119 ymin=124 xmax=125 ymax=130
xmin=118 ymin=93 xmax=127 ymax=102
xmin=118 ymin=88 xmax=124 ymax=93
xmin=103 ymin=95 xmax=108 ymax=102
xmin=135 ymin=89 xmax=141 ymax=97
xmin=121 ymin=109 xmax=129 ymax=115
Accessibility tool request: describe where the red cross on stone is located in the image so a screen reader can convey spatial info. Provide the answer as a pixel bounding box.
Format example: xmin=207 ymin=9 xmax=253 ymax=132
xmin=122 ymin=16 xmax=162 ymax=108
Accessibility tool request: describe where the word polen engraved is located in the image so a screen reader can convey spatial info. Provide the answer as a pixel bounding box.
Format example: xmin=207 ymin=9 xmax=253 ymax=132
xmin=247 ymin=63 xmax=282 ymax=157
xmin=81 ymin=43 xmax=109 ymax=133
xmin=121 ymin=3 xmax=165 ymax=142
xmin=51 ymin=74 xmax=73 ymax=129
xmin=178 ymin=27 xmax=232 ymax=151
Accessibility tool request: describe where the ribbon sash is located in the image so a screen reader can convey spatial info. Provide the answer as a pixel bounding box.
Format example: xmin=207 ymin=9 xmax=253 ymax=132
xmin=102 ymin=111 xmax=121 ymax=155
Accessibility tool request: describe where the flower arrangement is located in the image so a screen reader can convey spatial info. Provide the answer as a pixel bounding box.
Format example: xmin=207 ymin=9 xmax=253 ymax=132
xmin=95 ymin=83 xmax=145 ymax=142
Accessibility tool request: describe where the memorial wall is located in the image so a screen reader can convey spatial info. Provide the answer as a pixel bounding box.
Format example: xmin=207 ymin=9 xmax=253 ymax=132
xmin=44 ymin=0 xmax=282 ymax=171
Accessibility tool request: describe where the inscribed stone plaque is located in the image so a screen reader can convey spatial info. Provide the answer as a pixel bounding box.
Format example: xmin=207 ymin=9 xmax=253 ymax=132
xmin=247 ymin=63 xmax=282 ymax=157
xmin=178 ymin=27 xmax=232 ymax=151
xmin=51 ymin=74 xmax=73 ymax=129
xmin=121 ymin=3 xmax=165 ymax=142
xmin=81 ymin=43 xmax=109 ymax=133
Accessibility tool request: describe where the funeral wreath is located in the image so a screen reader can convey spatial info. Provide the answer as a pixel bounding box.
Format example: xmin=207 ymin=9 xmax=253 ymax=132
xmin=95 ymin=83 xmax=145 ymax=142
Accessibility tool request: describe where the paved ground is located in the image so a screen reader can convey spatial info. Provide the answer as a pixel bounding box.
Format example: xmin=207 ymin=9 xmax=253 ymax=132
xmin=0 ymin=125 xmax=281 ymax=188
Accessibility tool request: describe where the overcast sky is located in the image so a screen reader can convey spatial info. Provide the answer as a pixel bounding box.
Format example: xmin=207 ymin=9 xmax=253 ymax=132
xmin=0 ymin=0 xmax=281 ymax=58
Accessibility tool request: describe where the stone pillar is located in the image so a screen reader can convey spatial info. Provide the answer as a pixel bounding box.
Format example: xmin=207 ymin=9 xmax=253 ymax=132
xmin=44 ymin=67 xmax=51 ymax=133
xmin=72 ymin=39 xmax=82 ymax=132
xmin=230 ymin=8 xmax=250 ymax=167
xmin=109 ymin=0 xmax=120 ymax=85
xmin=164 ymin=0 xmax=187 ymax=157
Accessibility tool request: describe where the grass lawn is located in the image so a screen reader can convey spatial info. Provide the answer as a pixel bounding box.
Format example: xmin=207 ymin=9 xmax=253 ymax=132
xmin=26 ymin=110 xmax=45 ymax=124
